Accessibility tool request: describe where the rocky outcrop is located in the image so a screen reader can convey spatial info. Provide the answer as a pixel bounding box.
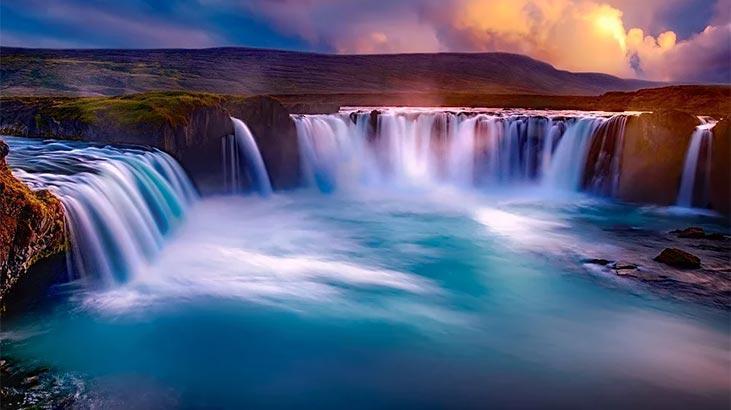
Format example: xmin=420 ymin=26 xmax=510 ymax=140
xmin=617 ymin=110 xmax=700 ymax=205
xmin=227 ymin=96 xmax=300 ymax=190
xmin=653 ymin=248 xmax=701 ymax=269
xmin=709 ymin=118 xmax=730 ymax=215
xmin=0 ymin=93 xmax=302 ymax=193
xmin=0 ymin=141 xmax=66 ymax=314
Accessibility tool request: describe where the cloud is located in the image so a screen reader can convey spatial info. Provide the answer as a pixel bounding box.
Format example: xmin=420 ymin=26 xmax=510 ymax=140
xmin=0 ymin=0 xmax=727 ymax=81
xmin=230 ymin=0 xmax=728 ymax=81
xmin=632 ymin=23 xmax=731 ymax=82
xmin=2 ymin=0 xmax=220 ymax=48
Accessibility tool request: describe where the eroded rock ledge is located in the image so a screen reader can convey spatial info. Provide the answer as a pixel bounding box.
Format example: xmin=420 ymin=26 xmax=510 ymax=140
xmin=0 ymin=141 xmax=66 ymax=314
xmin=0 ymin=93 xmax=300 ymax=193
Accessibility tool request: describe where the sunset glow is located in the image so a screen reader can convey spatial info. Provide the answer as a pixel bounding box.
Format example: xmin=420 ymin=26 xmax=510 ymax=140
xmin=1 ymin=0 xmax=728 ymax=81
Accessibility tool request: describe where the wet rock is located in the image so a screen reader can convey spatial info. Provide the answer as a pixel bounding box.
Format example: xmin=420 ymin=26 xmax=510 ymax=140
xmin=709 ymin=119 xmax=730 ymax=215
xmin=1 ymin=141 xmax=67 ymax=315
xmin=584 ymin=258 xmax=611 ymax=265
xmin=22 ymin=375 xmax=40 ymax=387
xmin=610 ymin=261 xmax=638 ymax=270
xmin=671 ymin=226 xmax=706 ymax=239
xmin=618 ymin=111 xmax=699 ymax=205
xmin=654 ymin=248 xmax=701 ymax=269
xmin=671 ymin=227 xmax=728 ymax=240
xmin=227 ymin=96 xmax=301 ymax=190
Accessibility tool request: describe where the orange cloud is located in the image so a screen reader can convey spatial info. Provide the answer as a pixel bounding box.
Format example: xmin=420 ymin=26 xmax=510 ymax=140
xmin=242 ymin=0 xmax=729 ymax=81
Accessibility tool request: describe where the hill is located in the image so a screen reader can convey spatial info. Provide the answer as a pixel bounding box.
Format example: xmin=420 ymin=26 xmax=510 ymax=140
xmin=0 ymin=47 xmax=658 ymax=97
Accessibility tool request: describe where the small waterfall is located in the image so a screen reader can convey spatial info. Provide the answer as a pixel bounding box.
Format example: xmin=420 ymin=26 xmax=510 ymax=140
xmin=543 ymin=118 xmax=605 ymax=190
xmin=294 ymin=108 xmax=628 ymax=194
xmin=4 ymin=137 xmax=197 ymax=285
xmin=677 ymin=119 xmax=716 ymax=208
xmin=223 ymin=117 xmax=272 ymax=195
xmin=581 ymin=115 xmax=628 ymax=196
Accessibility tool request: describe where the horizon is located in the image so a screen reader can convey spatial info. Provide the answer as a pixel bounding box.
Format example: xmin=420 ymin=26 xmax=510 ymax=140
xmin=1 ymin=0 xmax=729 ymax=83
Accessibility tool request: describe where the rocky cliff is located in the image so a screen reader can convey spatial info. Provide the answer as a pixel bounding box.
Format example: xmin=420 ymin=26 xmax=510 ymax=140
xmin=0 ymin=93 xmax=301 ymax=193
xmin=710 ymin=119 xmax=731 ymax=215
xmin=618 ymin=111 xmax=700 ymax=205
xmin=0 ymin=141 xmax=66 ymax=314
xmin=227 ymin=96 xmax=300 ymax=190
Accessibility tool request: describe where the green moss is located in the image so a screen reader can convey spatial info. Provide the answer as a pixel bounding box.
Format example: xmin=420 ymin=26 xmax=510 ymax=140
xmin=27 ymin=92 xmax=227 ymax=128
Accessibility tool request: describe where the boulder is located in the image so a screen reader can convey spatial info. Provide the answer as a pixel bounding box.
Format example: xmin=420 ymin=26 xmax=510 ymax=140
xmin=671 ymin=227 xmax=706 ymax=239
xmin=709 ymin=118 xmax=730 ymax=215
xmin=0 ymin=141 xmax=67 ymax=315
xmin=671 ymin=226 xmax=727 ymax=240
xmin=653 ymin=248 xmax=701 ymax=269
xmin=617 ymin=110 xmax=699 ymax=205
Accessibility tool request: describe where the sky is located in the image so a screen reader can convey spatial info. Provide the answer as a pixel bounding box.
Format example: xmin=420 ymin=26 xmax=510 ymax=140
xmin=0 ymin=0 xmax=729 ymax=82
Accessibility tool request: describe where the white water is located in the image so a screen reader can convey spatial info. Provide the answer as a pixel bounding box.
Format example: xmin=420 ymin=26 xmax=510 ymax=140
xmin=4 ymin=138 xmax=197 ymax=285
xmin=223 ymin=117 xmax=272 ymax=195
xmin=293 ymin=108 xmax=632 ymax=194
xmin=677 ymin=119 xmax=716 ymax=208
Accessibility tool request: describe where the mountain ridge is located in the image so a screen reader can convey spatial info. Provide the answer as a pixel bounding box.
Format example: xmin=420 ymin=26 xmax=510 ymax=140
xmin=0 ymin=46 xmax=659 ymax=97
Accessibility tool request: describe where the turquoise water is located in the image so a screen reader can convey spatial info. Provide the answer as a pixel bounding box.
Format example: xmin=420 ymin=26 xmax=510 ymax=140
xmin=3 ymin=188 xmax=730 ymax=408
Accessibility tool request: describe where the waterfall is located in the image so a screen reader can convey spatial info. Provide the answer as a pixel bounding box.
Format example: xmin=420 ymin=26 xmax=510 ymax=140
xmin=293 ymin=108 xmax=627 ymax=194
xmin=580 ymin=115 xmax=628 ymax=196
xmin=677 ymin=119 xmax=716 ymax=208
xmin=223 ymin=117 xmax=273 ymax=195
xmin=4 ymin=137 xmax=197 ymax=285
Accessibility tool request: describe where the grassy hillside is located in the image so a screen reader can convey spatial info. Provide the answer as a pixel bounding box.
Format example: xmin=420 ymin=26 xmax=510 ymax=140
xmin=0 ymin=47 xmax=658 ymax=97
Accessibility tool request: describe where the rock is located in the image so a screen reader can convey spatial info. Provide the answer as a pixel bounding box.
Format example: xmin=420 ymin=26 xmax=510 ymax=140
xmin=653 ymin=248 xmax=701 ymax=269
xmin=227 ymin=96 xmax=301 ymax=190
xmin=610 ymin=261 xmax=638 ymax=270
xmin=618 ymin=111 xmax=699 ymax=205
xmin=584 ymin=258 xmax=611 ymax=265
xmin=709 ymin=118 xmax=730 ymax=215
xmin=671 ymin=227 xmax=728 ymax=240
xmin=672 ymin=227 xmax=706 ymax=238
xmin=0 ymin=141 xmax=67 ymax=315
xmin=615 ymin=269 xmax=637 ymax=277
xmin=22 ymin=375 xmax=39 ymax=387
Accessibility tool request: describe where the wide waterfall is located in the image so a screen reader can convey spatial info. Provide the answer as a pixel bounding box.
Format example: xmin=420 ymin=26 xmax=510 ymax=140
xmin=223 ymin=117 xmax=272 ymax=195
xmin=3 ymin=137 xmax=197 ymax=285
xmin=293 ymin=108 xmax=631 ymax=194
xmin=677 ymin=119 xmax=716 ymax=208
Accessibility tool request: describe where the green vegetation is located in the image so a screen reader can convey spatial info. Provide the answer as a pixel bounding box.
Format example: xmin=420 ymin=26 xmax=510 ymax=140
xmin=49 ymin=91 xmax=226 ymax=127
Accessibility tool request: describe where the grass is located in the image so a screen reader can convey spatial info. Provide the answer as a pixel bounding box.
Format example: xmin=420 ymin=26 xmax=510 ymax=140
xmin=26 ymin=91 xmax=229 ymax=128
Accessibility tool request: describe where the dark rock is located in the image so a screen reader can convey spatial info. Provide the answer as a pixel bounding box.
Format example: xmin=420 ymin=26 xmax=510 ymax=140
xmin=671 ymin=227 xmax=728 ymax=240
xmin=584 ymin=258 xmax=611 ymax=265
xmin=672 ymin=226 xmax=706 ymax=239
xmin=610 ymin=261 xmax=638 ymax=270
xmin=654 ymin=248 xmax=701 ymax=269
xmin=227 ymin=96 xmax=301 ymax=190
xmin=22 ymin=375 xmax=39 ymax=387
xmin=709 ymin=119 xmax=730 ymax=215
xmin=618 ymin=111 xmax=699 ymax=205
xmin=1 ymin=143 xmax=67 ymax=315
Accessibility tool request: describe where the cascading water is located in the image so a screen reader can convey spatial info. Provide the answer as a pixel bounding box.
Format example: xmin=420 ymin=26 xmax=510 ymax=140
xmin=677 ymin=118 xmax=717 ymax=208
xmin=293 ymin=108 xmax=630 ymax=194
xmin=580 ymin=115 xmax=628 ymax=196
xmin=223 ymin=117 xmax=272 ymax=195
xmin=3 ymin=137 xmax=197 ymax=285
